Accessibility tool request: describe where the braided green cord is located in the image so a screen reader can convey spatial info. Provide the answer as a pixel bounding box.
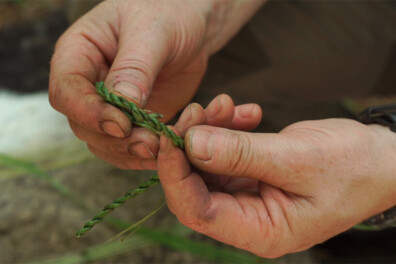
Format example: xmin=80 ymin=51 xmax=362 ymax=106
xmin=76 ymin=175 xmax=160 ymax=238
xmin=96 ymin=81 xmax=184 ymax=149
xmin=76 ymin=81 xmax=184 ymax=237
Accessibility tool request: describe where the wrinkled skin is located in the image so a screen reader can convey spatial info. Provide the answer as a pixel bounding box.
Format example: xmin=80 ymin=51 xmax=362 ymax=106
xmin=49 ymin=0 xmax=396 ymax=258
xmin=159 ymin=100 xmax=396 ymax=258
xmin=49 ymin=0 xmax=263 ymax=170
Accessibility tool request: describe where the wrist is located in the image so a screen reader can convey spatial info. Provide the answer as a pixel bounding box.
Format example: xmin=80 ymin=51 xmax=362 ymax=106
xmin=368 ymin=117 xmax=396 ymax=207
xmin=367 ymin=124 xmax=396 ymax=205
xmin=359 ymin=104 xmax=396 ymax=206
xmin=193 ymin=0 xmax=266 ymax=55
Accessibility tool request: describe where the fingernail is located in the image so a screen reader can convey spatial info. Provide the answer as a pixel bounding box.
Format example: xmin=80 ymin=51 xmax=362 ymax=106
xmin=186 ymin=103 xmax=194 ymax=122
xmin=175 ymin=104 xmax=193 ymax=131
xmin=100 ymin=121 xmax=125 ymax=138
xmin=190 ymin=128 xmax=215 ymax=161
xmin=206 ymin=95 xmax=221 ymax=119
xmin=114 ymin=82 xmax=142 ymax=105
xmin=238 ymin=105 xmax=255 ymax=118
xmin=129 ymin=142 xmax=156 ymax=159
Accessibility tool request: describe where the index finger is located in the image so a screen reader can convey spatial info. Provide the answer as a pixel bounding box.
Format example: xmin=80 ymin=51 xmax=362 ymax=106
xmin=49 ymin=13 xmax=131 ymax=137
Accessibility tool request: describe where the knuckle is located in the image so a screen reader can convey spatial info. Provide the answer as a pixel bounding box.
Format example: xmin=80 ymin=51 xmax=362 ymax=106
xmin=177 ymin=215 xmax=198 ymax=227
xmin=177 ymin=213 xmax=212 ymax=232
xmin=225 ymin=133 xmax=255 ymax=176
xmin=176 ymin=204 xmax=216 ymax=232
xmin=110 ymin=58 xmax=154 ymax=87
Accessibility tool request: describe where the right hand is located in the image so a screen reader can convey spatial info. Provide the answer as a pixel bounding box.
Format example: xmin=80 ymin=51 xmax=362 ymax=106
xmin=49 ymin=0 xmax=264 ymax=170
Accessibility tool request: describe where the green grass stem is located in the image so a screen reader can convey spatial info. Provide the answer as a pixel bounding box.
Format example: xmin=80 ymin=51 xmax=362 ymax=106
xmin=2 ymin=153 xmax=266 ymax=263
xmin=32 ymin=237 xmax=150 ymax=264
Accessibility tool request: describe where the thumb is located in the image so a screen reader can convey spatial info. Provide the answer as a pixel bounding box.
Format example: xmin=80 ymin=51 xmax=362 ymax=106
xmin=104 ymin=22 xmax=171 ymax=107
xmin=185 ymin=125 xmax=307 ymax=189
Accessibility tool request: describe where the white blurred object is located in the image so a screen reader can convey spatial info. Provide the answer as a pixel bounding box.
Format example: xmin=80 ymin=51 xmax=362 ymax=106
xmin=0 ymin=90 xmax=75 ymax=156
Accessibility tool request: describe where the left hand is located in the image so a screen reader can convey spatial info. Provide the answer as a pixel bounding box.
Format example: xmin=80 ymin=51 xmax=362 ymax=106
xmin=158 ymin=106 xmax=396 ymax=258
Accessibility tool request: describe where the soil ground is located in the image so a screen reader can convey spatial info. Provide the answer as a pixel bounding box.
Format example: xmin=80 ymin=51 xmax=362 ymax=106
xmin=0 ymin=1 xmax=395 ymax=263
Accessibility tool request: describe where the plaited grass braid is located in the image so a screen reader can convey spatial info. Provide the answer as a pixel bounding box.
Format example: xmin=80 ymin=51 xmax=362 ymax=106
xmin=76 ymin=175 xmax=160 ymax=238
xmin=96 ymin=81 xmax=184 ymax=149
xmin=76 ymin=82 xmax=185 ymax=237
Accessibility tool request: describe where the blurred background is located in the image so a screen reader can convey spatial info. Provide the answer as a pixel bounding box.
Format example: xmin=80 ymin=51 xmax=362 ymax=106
xmin=0 ymin=0 xmax=395 ymax=263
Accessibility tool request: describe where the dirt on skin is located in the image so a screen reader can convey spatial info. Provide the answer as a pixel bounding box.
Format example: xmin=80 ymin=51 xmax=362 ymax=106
xmin=1 ymin=1 xmax=396 ymax=263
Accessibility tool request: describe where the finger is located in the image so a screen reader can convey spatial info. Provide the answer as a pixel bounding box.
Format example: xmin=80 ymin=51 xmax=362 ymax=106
xmin=177 ymin=97 xmax=262 ymax=135
xmin=157 ymin=133 xmax=211 ymax=222
xmin=204 ymin=94 xmax=262 ymax=131
xmin=158 ymin=134 xmax=285 ymax=256
xmin=175 ymin=103 xmax=207 ymax=136
xmin=231 ymin=104 xmax=263 ymax=131
xmin=185 ymin=126 xmax=312 ymax=191
xmin=104 ymin=13 xmax=173 ymax=108
xmin=49 ymin=11 xmax=132 ymax=138
xmin=88 ymin=144 xmax=156 ymax=170
xmin=204 ymin=94 xmax=235 ymax=128
xmin=69 ymin=120 xmax=158 ymax=159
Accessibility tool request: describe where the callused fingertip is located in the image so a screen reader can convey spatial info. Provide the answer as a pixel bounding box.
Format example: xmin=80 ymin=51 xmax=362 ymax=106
xmin=100 ymin=120 xmax=125 ymax=138
xmin=187 ymin=127 xmax=215 ymax=161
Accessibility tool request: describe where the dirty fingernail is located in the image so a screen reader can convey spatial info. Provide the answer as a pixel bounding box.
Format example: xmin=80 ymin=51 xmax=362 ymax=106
xmin=114 ymin=82 xmax=142 ymax=105
xmin=100 ymin=121 xmax=125 ymax=138
xmin=190 ymin=128 xmax=215 ymax=161
xmin=129 ymin=142 xmax=156 ymax=159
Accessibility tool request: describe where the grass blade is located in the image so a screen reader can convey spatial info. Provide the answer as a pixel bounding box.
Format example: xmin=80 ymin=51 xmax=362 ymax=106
xmin=1 ymin=153 xmax=267 ymax=263
xmin=32 ymin=237 xmax=150 ymax=264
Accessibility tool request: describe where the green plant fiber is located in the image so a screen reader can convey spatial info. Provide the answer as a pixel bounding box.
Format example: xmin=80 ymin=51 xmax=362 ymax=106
xmin=1 ymin=153 xmax=266 ymax=263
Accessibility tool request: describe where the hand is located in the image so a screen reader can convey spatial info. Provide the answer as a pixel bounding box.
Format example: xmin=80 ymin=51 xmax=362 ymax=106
xmin=158 ymin=115 xmax=396 ymax=257
xmin=49 ymin=0 xmax=264 ymax=170
xmin=174 ymin=94 xmax=263 ymax=192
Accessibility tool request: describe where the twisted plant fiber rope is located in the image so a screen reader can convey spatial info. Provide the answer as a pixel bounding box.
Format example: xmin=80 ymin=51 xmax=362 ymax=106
xmin=96 ymin=81 xmax=184 ymax=149
xmin=76 ymin=175 xmax=160 ymax=238
xmin=76 ymin=82 xmax=184 ymax=238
